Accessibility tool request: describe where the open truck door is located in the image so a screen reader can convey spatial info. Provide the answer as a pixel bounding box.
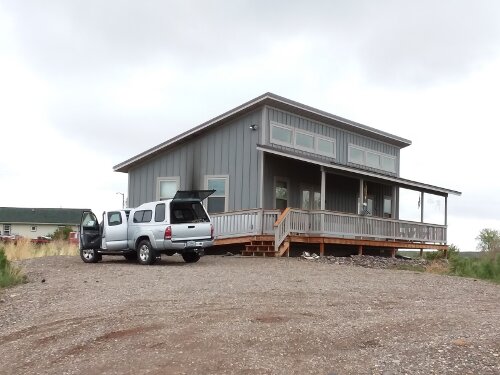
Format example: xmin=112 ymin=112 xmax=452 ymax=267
xmin=80 ymin=210 xmax=102 ymax=250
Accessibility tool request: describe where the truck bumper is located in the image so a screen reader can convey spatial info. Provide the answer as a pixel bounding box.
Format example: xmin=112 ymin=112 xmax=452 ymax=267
xmin=163 ymin=239 xmax=213 ymax=252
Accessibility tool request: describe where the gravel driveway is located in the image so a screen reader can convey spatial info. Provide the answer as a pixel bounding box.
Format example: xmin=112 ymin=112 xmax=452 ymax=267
xmin=0 ymin=255 xmax=499 ymax=375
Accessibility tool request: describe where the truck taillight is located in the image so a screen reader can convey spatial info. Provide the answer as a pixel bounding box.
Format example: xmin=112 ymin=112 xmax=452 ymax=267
xmin=164 ymin=226 xmax=172 ymax=240
xmin=210 ymin=224 xmax=214 ymax=239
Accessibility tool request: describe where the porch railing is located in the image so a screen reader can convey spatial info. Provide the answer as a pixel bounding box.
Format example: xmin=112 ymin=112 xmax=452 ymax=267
xmin=211 ymin=209 xmax=280 ymax=238
xmin=212 ymin=208 xmax=447 ymax=251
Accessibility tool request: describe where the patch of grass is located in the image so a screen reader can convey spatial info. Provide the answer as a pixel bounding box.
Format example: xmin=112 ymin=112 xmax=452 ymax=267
xmin=3 ymin=238 xmax=78 ymax=261
xmin=449 ymin=252 xmax=500 ymax=283
xmin=425 ymin=260 xmax=450 ymax=275
xmin=0 ymin=247 xmax=27 ymax=288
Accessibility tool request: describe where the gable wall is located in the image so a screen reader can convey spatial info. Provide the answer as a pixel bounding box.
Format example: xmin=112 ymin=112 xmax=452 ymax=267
xmin=128 ymin=109 xmax=263 ymax=209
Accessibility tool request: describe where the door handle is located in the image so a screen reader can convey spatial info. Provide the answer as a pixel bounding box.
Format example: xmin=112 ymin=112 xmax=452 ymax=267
xmin=188 ymin=225 xmax=195 ymax=228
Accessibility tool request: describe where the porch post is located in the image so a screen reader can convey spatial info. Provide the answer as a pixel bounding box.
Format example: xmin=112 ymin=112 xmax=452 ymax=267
xmin=445 ymin=195 xmax=448 ymax=243
xmin=392 ymin=186 xmax=397 ymax=219
xmin=444 ymin=195 xmax=448 ymax=226
xmin=321 ymin=167 xmax=326 ymax=233
xmin=358 ymin=178 xmax=364 ymax=214
xmin=420 ymin=191 xmax=424 ymax=223
xmin=320 ymin=168 xmax=326 ymax=210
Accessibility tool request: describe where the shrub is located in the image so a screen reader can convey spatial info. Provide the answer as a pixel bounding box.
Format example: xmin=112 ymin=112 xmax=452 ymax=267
xmin=449 ymin=251 xmax=500 ymax=283
xmin=0 ymin=247 xmax=27 ymax=288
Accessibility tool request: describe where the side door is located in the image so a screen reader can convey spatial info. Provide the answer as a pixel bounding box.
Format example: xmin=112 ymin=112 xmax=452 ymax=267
xmin=103 ymin=211 xmax=128 ymax=250
xmin=80 ymin=211 xmax=101 ymax=250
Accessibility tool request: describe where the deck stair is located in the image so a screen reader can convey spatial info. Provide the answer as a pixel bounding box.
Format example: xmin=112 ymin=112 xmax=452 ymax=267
xmin=242 ymin=239 xmax=277 ymax=257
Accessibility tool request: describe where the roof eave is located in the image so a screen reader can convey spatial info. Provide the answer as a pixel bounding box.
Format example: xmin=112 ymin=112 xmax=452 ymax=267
xmin=256 ymin=144 xmax=461 ymax=197
xmin=114 ymin=92 xmax=412 ymax=173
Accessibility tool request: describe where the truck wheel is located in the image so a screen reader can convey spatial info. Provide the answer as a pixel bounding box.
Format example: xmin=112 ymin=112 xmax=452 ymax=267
xmin=124 ymin=252 xmax=137 ymax=262
xmin=137 ymin=240 xmax=157 ymax=265
xmin=80 ymin=248 xmax=100 ymax=263
xmin=182 ymin=252 xmax=200 ymax=263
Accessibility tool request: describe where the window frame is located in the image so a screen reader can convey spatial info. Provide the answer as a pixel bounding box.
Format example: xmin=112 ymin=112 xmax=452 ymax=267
xmin=274 ymin=176 xmax=290 ymax=210
xmin=316 ymin=135 xmax=336 ymax=158
xmin=3 ymin=224 xmax=11 ymax=235
xmin=205 ymin=175 xmax=229 ymax=213
xmin=31 ymin=225 xmax=37 ymax=232
xmin=270 ymin=121 xmax=294 ymax=147
xmin=348 ymin=144 xmax=397 ymax=173
xmin=294 ymin=129 xmax=315 ymax=152
xmin=107 ymin=211 xmax=122 ymax=226
xmin=383 ymin=196 xmax=392 ymax=218
xmin=156 ymin=176 xmax=180 ymax=201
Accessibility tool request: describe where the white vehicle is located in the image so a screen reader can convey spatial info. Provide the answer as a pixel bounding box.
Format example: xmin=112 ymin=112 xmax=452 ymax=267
xmin=79 ymin=190 xmax=214 ymax=265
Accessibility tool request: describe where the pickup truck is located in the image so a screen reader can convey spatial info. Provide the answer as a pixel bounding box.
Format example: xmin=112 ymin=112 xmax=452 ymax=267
xmin=79 ymin=190 xmax=215 ymax=265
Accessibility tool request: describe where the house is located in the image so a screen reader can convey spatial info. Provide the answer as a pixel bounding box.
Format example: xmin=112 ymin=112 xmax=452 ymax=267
xmin=0 ymin=207 xmax=89 ymax=239
xmin=114 ymin=93 xmax=461 ymax=256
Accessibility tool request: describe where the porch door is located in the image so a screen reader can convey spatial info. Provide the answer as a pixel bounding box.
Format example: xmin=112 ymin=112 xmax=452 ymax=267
xmin=301 ymin=186 xmax=321 ymax=210
xmin=274 ymin=178 xmax=289 ymax=210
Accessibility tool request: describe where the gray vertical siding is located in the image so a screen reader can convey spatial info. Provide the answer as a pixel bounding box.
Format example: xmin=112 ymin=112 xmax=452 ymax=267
xmin=266 ymin=107 xmax=401 ymax=176
xmin=127 ymin=104 xmax=400 ymax=213
xmin=128 ymin=109 xmax=262 ymax=209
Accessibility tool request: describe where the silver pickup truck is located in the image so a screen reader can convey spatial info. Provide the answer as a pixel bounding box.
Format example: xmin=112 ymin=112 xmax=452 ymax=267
xmin=79 ymin=190 xmax=215 ymax=265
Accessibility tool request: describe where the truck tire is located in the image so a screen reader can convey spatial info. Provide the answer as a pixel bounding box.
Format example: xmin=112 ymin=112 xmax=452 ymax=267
xmin=137 ymin=240 xmax=157 ymax=265
xmin=182 ymin=252 xmax=200 ymax=263
xmin=80 ymin=248 xmax=100 ymax=263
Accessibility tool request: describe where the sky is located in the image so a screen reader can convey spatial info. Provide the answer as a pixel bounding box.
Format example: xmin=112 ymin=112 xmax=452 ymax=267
xmin=1 ymin=0 xmax=500 ymax=251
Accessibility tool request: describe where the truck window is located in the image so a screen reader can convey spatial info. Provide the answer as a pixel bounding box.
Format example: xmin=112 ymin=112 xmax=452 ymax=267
xmin=107 ymin=212 xmax=122 ymax=226
xmin=170 ymin=201 xmax=209 ymax=224
xmin=155 ymin=203 xmax=166 ymax=222
xmin=133 ymin=210 xmax=152 ymax=223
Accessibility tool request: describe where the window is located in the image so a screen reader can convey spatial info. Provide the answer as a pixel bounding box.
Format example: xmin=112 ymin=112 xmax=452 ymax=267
xmin=205 ymin=175 xmax=229 ymax=214
xmin=270 ymin=122 xmax=293 ymax=146
xmin=31 ymin=226 xmax=37 ymax=232
xmin=295 ymin=131 xmax=314 ymax=151
xmin=348 ymin=144 xmax=397 ymax=173
xmin=107 ymin=212 xmax=122 ymax=226
xmin=3 ymin=224 xmax=11 ymax=235
xmin=366 ymin=152 xmax=380 ymax=169
xmin=133 ymin=210 xmax=152 ymax=223
xmin=157 ymin=177 xmax=180 ymax=200
xmin=155 ymin=203 xmax=166 ymax=222
xmin=383 ymin=196 xmax=392 ymax=218
xmin=271 ymin=121 xmax=337 ymax=159
xmin=348 ymin=146 xmax=364 ymax=164
xmin=275 ymin=179 xmax=289 ymax=210
xmin=300 ymin=186 xmax=321 ymax=210
xmin=170 ymin=202 xmax=209 ymax=224
xmin=381 ymin=156 xmax=396 ymax=173
xmin=317 ymin=137 xmax=335 ymax=157
xmin=366 ymin=197 xmax=374 ymax=216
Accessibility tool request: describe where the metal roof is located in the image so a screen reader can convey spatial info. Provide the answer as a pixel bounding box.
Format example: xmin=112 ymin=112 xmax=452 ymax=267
xmin=0 ymin=207 xmax=90 ymax=225
xmin=257 ymin=144 xmax=461 ymax=196
xmin=114 ymin=92 xmax=412 ymax=173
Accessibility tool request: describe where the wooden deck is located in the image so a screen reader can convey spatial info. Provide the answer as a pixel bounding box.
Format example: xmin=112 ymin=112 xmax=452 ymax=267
xmin=213 ymin=234 xmax=448 ymax=257
xmin=211 ymin=208 xmax=448 ymax=257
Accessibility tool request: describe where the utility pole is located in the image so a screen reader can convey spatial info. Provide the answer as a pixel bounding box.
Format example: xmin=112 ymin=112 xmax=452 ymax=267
xmin=116 ymin=192 xmax=125 ymax=209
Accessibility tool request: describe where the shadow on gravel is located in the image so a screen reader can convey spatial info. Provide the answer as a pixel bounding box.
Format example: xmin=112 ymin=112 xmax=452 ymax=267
xmin=98 ymin=257 xmax=195 ymax=267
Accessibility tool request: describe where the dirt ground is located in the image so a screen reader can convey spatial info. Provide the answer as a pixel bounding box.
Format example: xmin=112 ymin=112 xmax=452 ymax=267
xmin=0 ymin=255 xmax=499 ymax=375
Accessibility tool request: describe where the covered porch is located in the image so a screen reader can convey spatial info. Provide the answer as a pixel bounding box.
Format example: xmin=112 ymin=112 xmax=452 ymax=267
xmin=211 ymin=150 xmax=459 ymax=257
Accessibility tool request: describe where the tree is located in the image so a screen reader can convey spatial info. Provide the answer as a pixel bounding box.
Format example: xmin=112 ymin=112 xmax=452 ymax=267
xmin=476 ymin=228 xmax=500 ymax=252
xmin=50 ymin=226 xmax=73 ymax=241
